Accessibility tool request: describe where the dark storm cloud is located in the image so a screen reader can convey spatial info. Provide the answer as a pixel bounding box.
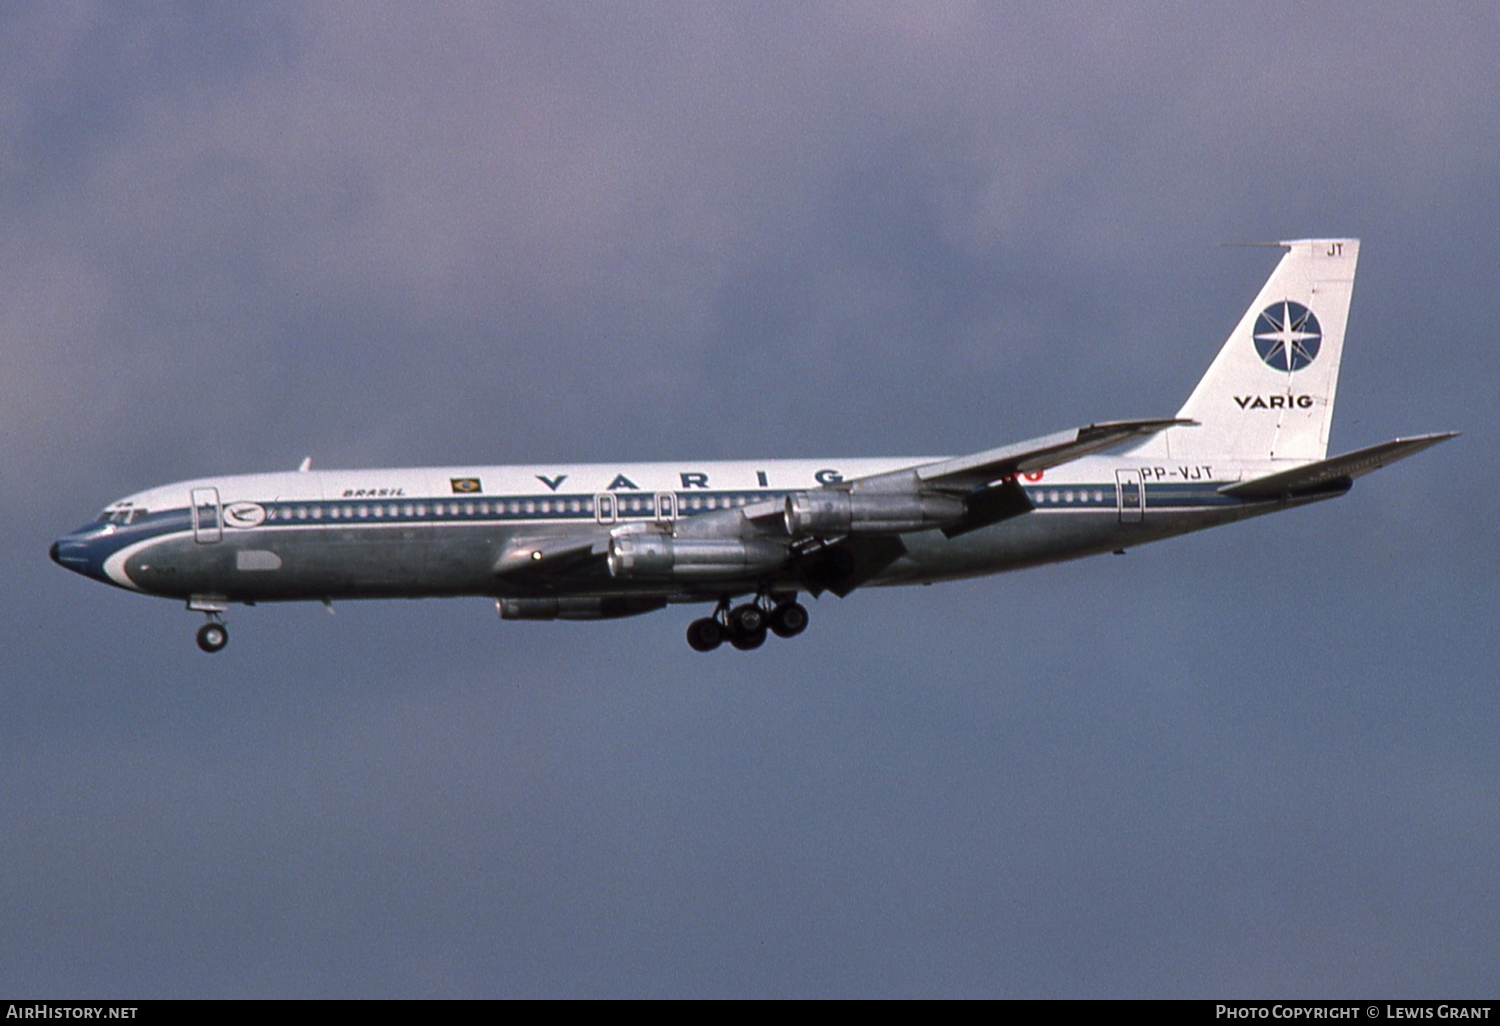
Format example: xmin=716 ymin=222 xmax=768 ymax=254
xmin=8 ymin=4 xmax=1497 ymax=471
xmin=3 ymin=1 xmax=1496 ymax=996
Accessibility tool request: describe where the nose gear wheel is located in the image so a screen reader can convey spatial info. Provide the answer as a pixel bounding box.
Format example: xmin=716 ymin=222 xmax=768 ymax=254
xmin=196 ymin=621 xmax=228 ymax=653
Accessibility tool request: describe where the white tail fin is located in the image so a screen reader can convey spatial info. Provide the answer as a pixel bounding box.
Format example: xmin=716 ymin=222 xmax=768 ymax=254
xmin=1134 ymin=238 xmax=1359 ymax=462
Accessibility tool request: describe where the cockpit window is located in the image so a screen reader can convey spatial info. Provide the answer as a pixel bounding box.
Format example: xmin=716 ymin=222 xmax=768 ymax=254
xmin=97 ymin=508 xmax=149 ymax=525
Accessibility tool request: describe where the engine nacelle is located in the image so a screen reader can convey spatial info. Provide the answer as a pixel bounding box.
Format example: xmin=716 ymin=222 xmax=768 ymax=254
xmin=784 ymin=490 xmax=966 ymax=536
xmin=497 ymin=597 xmax=667 ymax=621
xmin=607 ymin=535 xmax=789 ymax=580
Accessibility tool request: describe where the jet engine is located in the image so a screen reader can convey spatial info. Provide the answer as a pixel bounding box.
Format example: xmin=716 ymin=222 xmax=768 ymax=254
xmin=607 ymin=535 xmax=789 ymax=580
xmin=784 ymin=490 xmax=966 ymax=536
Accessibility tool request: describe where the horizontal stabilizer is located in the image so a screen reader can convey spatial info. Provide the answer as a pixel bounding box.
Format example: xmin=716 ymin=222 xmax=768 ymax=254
xmin=1219 ymin=433 xmax=1458 ymax=499
xmin=915 ymin=418 xmax=1192 ymax=490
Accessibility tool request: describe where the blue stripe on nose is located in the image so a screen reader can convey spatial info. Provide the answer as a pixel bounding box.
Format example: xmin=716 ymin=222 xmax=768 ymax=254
xmin=51 ymin=537 xmax=104 ymax=579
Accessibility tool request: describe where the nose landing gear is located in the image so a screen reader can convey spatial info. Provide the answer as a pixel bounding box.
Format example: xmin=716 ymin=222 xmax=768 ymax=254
xmin=189 ymin=596 xmax=230 ymax=653
xmin=196 ymin=620 xmax=229 ymax=653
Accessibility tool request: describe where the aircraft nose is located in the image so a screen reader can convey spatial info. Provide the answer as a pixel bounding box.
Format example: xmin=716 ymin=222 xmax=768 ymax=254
xmin=50 ymin=534 xmax=98 ymax=578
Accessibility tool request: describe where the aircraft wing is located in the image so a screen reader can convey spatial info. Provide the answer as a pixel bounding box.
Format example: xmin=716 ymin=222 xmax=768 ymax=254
xmin=910 ymin=418 xmax=1193 ymax=491
xmin=1219 ymin=432 xmax=1458 ymax=499
xmin=491 ymin=417 xmax=1192 ymax=590
xmin=835 ymin=416 xmax=1188 ymax=538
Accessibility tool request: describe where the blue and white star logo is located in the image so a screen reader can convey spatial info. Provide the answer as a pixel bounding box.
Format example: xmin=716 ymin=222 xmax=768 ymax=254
xmin=1253 ymin=301 xmax=1321 ymax=371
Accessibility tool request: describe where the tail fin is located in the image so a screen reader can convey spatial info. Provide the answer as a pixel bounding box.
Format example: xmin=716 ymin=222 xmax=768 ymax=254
xmin=1133 ymin=238 xmax=1359 ymax=462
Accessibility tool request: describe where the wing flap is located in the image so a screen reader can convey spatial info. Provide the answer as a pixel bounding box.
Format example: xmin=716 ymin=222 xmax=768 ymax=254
xmin=941 ymin=477 xmax=1034 ymax=538
xmin=1219 ymin=433 xmax=1458 ymax=499
xmin=794 ymin=535 xmax=908 ymax=598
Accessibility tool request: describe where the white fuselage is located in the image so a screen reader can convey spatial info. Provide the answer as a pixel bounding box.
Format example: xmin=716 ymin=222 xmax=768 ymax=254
xmin=52 ymin=453 xmax=1315 ymax=610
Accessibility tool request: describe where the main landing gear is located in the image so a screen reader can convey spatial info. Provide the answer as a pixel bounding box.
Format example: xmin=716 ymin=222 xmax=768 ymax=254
xmin=686 ymin=595 xmax=809 ymax=652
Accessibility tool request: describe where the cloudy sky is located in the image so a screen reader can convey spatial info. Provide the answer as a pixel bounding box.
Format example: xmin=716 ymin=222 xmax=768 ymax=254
xmin=3 ymin=1 xmax=1496 ymax=997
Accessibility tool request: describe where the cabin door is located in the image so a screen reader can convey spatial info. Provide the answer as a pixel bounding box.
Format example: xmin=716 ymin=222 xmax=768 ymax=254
xmin=191 ymin=487 xmax=223 ymax=543
xmin=1115 ymin=470 xmax=1144 ymax=523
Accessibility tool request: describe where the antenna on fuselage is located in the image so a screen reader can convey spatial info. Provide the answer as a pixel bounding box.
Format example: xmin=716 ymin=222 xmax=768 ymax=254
xmin=297 ymin=456 xmax=312 ymax=472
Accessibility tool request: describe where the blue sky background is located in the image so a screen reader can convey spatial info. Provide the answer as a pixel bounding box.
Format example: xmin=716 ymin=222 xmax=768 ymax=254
xmin=2 ymin=2 xmax=1495 ymax=997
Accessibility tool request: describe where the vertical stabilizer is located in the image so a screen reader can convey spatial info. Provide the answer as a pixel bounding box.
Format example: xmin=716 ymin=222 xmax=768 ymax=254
xmin=1134 ymin=238 xmax=1359 ymax=462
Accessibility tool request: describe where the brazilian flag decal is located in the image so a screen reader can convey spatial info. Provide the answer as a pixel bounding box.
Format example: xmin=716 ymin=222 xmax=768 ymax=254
xmin=450 ymin=478 xmax=482 ymax=494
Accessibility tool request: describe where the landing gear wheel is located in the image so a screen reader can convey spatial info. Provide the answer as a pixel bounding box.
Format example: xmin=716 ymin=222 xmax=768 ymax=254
xmin=728 ymin=603 xmax=766 ymax=636
xmin=769 ymin=601 xmax=809 ymax=638
xmin=729 ymin=627 xmax=767 ymax=651
xmin=727 ymin=603 xmax=768 ymax=651
xmin=686 ymin=617 xmax=724 ymax=652
xmin=196 ymin=622 xmax=229 ymax=653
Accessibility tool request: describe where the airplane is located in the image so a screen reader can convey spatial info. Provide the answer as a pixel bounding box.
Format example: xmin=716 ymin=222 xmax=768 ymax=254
xmin=50 ymin=238 xmax=1455 ymax=653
